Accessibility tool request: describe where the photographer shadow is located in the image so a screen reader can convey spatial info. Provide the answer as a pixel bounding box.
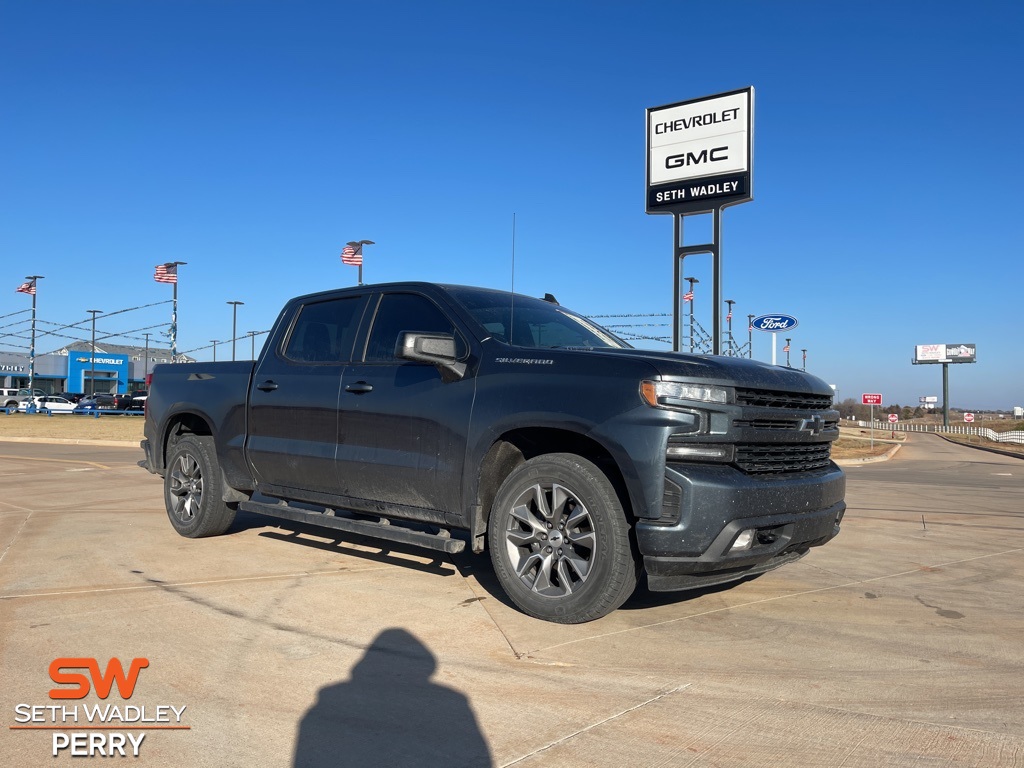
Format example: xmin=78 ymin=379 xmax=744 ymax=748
xmin=293 ymin=628 xmax=492 ymax=768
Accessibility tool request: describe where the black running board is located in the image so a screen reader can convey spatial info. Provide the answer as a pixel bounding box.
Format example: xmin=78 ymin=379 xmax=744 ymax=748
xmin=238 ymin=500 xmax=466 ymax=554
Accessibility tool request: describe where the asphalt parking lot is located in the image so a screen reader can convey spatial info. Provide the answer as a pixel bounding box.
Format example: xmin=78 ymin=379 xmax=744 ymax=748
xmin=1 ymin=433 xmax=1022 ymax=767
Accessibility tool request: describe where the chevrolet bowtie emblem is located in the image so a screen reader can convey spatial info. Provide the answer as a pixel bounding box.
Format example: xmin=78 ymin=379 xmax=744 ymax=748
xmin=799 ymin=415 xmax=825 ymax=435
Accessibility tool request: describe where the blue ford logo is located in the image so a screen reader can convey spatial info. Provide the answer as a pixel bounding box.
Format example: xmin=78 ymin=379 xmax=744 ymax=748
xmin=751 ymin=314 xmax=799 ymax=332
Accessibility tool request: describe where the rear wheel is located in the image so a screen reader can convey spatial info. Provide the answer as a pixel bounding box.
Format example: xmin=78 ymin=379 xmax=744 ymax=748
xmin=487 ymin=453 xmax=639 ymax=623
xmin=164 ymin=435 xmax=236 ymax=538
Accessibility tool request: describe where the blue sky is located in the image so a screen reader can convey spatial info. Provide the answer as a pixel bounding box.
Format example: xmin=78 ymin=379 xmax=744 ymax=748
xmin=1 ymin=0 xmax=1021 ymax=409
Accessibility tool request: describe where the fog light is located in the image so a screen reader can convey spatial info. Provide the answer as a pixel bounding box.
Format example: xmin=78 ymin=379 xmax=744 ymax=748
xmin=731 ymin=529 xmax=756 ymax=552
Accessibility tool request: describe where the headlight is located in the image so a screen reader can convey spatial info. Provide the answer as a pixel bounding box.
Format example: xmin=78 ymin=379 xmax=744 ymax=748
xmin=666 ymin=444 xmax=734 ymax=462
xmin=641 ymin=380 xmax=729 ymax=408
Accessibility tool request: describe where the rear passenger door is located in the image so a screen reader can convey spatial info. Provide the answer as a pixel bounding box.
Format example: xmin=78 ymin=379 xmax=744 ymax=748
xmin=336 ymin=290 xmax=475 ymax=518
xmin=246 ymin=294 xmax=368 ymax=497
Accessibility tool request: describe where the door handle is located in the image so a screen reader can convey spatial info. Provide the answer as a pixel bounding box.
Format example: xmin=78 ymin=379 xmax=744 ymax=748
xmin=256 ymin=380 xmax=279 ymax=392
xmin=345 ymin=382 xmax=373 ymax=394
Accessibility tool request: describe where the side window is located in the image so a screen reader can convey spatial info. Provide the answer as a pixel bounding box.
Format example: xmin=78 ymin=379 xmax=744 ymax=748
xmin=364 ymin=293 xmax=455 ymax=363
xmin=283 ymin=297 xmax=364 ymax=363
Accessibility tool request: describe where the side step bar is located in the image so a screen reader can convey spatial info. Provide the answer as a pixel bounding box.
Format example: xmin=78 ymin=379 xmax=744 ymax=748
xmin=238 ymin=500 xmax=466 ymax=554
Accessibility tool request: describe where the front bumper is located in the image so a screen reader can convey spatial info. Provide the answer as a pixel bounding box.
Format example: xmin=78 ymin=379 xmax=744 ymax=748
xmin=636 ymin=462 xmax=845 ymax=592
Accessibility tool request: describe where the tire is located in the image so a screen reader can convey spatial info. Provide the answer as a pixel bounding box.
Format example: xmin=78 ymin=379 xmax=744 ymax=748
xmin=163 ymin=435 xmax=237 ymax=538
xmin=487 ymin=453 xmax=639 ymax=624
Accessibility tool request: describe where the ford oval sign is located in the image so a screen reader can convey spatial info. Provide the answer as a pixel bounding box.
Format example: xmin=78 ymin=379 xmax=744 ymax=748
xmin=751 ymin=314 xmax=799 ymax=332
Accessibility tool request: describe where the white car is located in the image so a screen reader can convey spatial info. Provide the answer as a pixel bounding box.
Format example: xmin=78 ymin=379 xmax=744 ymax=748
xmin=19 ymin=395 xmax=77 ymax=414
xmin=2 ymin=388 xmax=21 ymax=409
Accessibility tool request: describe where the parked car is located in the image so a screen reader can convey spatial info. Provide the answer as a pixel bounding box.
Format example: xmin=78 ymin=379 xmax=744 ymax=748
xmin=128 ymin=391 xmax=148 ymax=411
xmin=75 ymin=394 xmax=118 ymax=411
xmin=113 ymin=393 xmax=134 ymax=410
xmin=20 ymin=395 xmax=77 ymax=414
xmin=5 ymin=388 xmax=48 ymax=409
xmin=1 ymin=388 xmax=20 ymax=409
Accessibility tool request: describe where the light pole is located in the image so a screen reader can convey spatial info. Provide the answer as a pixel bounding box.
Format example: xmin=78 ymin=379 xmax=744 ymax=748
xmin=227 ymin=301 xmax=244 ymax=361
xmin=142 ymin=332 xmax=152 ymax=384
xmin=25 ymin=275 xmax=43 ymax=394
xmin=747 ymin=314 xmax=754 ymax=359
xmin=801 ymin=348 xmax=807 ymax=371
xmin=210 ymin=340 xmax=219 ymax=362
xmin=247 ymin=331 xmax=258 ymax=360
xmin=724 ymin=299 xmax=735 ymax=356
xmin=785 ymin=337 xmax=792 ymax=367
xmin=684 ymin=276 xmax=699 ymax=353
xmin=87 ymin=309 xmax=102 ymax=394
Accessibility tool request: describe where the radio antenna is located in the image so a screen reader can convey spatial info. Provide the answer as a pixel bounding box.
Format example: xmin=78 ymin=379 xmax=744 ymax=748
xmin=510 ymin=212 xmax=516 ymax=344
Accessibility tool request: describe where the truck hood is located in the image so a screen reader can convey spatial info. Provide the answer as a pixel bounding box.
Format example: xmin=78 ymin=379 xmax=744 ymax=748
xmin=585 ymin=348 xmax=834 ymax=396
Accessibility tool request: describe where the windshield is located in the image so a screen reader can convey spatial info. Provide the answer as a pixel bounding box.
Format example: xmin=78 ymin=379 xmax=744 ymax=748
xmin=445 ymin=287 xmax=631 ymax=350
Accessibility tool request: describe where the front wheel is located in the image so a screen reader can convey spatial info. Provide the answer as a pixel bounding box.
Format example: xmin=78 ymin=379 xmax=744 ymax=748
xmin=163 ymin=435 xmax=236 ymax=538
xmin=487 ymin=453 xmax=639 ymax=624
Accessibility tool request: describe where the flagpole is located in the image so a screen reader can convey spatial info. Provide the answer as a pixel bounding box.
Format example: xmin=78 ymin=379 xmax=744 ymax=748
xmin=344 ymin=240 xmax=374 ymax=286
xmin=685 ymin=276 xmax=698 ymax=354
xmin=25 ymin=275 xmax=43 ymax=394
xmin=159 ymin=261 xmax=187 ymax=361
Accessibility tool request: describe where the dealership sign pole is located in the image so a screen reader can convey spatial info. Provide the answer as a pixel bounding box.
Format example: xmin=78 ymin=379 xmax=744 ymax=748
xmin=646 ymin=88 xmax=753 ymax=355
xmin=750 ymin=314 xmax=798 ymax=365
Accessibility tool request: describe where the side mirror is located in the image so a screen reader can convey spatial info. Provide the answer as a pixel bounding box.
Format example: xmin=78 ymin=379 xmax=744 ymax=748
xmin=397 ymin=332 xmax=467 ymax=380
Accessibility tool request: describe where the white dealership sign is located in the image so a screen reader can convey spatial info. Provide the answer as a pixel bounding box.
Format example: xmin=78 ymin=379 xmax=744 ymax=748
xmin=646 ymin=87 xmax=753 ymax=213
xmin=913 ymin=343 xmax=977 ymax=364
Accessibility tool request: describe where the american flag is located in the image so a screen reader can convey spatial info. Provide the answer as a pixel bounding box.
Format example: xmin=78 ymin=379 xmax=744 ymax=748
xmin=783 ymin=344 xmax=790 ymax=352
xmin=341 ymin=243 xmax=363 ymax=266
xmin=726 ymin=311 xmax=733 ymax=322
xmin=16 ymin=280 xmax=36 ymax=295
xmin=682 ymin=291 xmax=694 ymax=302
xmin=154 ymin=264 xmax=178 ymax=284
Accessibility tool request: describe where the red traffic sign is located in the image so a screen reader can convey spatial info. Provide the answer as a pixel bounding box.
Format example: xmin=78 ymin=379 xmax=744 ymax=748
xmin=887 ymin=413 xmax=899 ymax=423
xmin=964 ymin=413 xmax=975 ymax=423
xmin=862 ymin=393 xmax=883 ymax=405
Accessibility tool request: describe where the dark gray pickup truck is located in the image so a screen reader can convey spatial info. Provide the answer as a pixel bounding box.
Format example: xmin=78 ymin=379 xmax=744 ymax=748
xmin=140 ymin=282 xmax=845 ymax=623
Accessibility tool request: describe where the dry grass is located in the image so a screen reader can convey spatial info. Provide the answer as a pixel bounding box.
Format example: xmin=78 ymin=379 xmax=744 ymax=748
xmin=831 ymin=435 xmax=900 ymax=460
xmin=0 ymin=413 xmax=144 ymax=442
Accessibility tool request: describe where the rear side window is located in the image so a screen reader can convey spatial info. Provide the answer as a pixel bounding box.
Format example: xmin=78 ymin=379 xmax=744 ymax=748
xmin=364 ymin=293 xmax=456 ymax=362
xmin=284 ymin=297 xmax=365 ymax=363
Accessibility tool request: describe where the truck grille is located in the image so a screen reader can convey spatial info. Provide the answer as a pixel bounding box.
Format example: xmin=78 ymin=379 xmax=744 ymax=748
xmin=733 ymin=418 xmax=839 ymax=432
xmin=734 ymin=443 xmax=833 ymax=474
xmin=735 ymin=388 xmax=833 ymax=410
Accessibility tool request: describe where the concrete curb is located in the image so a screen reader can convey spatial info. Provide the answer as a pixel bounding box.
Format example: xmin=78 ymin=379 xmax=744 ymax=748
xmin=835 ymin=443 xmax=902 ymax=466
xmin=0 ymin=436 xmax=139 ymax=448
xmin=934 ymin=433 xmax=1024 ymax=460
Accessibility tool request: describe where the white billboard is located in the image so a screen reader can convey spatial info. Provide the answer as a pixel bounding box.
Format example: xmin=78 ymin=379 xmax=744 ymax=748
xmin=913 ymin=343 xmax=977 ymax=364
xmin=647 ymin=88 xmax=753 ymax=213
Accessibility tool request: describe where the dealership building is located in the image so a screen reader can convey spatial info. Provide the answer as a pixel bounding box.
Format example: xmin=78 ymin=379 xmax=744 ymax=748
xmin=0 ymin=343 xmax=194 ymax=394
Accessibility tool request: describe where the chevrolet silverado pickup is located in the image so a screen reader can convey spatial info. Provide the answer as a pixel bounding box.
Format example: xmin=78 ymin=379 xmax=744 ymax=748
xmin=139 ymin=282 xmax=845 ymax=623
